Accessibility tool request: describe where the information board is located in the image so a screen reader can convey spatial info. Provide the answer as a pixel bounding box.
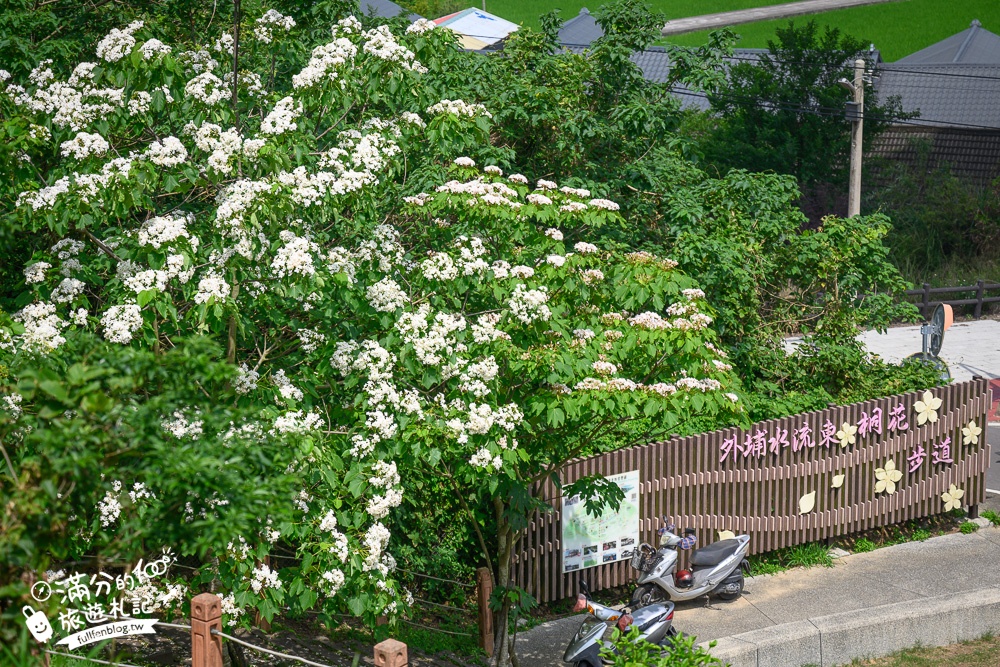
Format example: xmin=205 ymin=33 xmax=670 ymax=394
xmin=561 ymin=469 xmax=640 ymax=573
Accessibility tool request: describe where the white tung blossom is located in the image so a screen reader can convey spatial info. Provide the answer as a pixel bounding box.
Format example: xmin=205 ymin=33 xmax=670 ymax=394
xmin=185 ymin=71 xmax=227 ymax=105
xmin=508 ymin=283 xmax=551 ymax=324
xmin=96 ymin=21 xmax=143 ymax=62
xmin=194 ymin=272 xmax=230 ymax=303
xmin=366 ymin=277 xmax=409 ymax=312
xmin=60 ymin=132 xmax=109 ymax=159
xmin=260 ymin=96 xmax=302 ymax=135
xmin=272 ymin=230 xmax=318 ymax=278
xmin=24 ymin=262 xmax=50 ymax=284
xmin=13 ymin=302 xmax=67 ymax=352
xmin=255 ymin=10 xmax=296 ymax=43
xmin=146 ymin=136 xmax=188 ymax=166
xmin=101 ymin=304 xmax=143 ymax=344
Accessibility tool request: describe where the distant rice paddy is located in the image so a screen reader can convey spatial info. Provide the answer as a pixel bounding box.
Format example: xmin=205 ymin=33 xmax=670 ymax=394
xmin=481 ymin=0 xmax=1000 ymax=62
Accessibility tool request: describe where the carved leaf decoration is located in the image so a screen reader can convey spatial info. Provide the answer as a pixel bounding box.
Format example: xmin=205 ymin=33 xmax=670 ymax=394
xmin=832 ymin=474 xmax=845 ymax=489
xmin=717 ymin=530 xmax=736 ymax=541
xmin=799 ymin=490 xmax=816 ymax=515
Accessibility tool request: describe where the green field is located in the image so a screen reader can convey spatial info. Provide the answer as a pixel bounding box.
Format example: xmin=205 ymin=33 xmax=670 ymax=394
xmin=482 ymin=0 xmax=1000 ymax=62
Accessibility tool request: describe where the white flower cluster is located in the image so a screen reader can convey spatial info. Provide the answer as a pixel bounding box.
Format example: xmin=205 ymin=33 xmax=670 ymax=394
xmin=362 ymin=25 xmax=427 ymax=73
xmin=255 ymin=10 xmax=296 ymax=43
xmin=406 ymin=18 xmax=437 ymax=34
xmin=366 ymin=460 xmax=403 ymax=519
xmin=13 ymin=60 xmax=126 ymax=131
xmin=234 ymin=363 xmax=260 ymax=394
xmin=13 ymin=302 xmax=67 ymax=352
xmin=187 ymin=122 xmax=259 ymax=174
xmin=24 ymin=262 xmax=50 ymax=284
xmin=139 ymin=39 xmax=172 ymax=60
xmin=272 ymin=369 xmax=304 ymax=402
xmin=98 ymin=490 xmax=123 ymax=527
xmin=185 ymin=71 xmax=227 ymax=105
xmin=471 ymin=313 xmax=510 ymax=344
xmin=260 ymin=96 xmax=302 ymax=135
xmin=589 ymin=198 xmax=620 ymax=211
xmin=297 ymin=329 xmax=326 ymax=354
xmin=270 ymin=410 xmax=323 ymax=435
xmin=292 ymin=37 xmax=358 ymax=88
xmin=3 ymin=394 xmax=23 ymax=419
xmin=137 ymin=212 xmax=198 ymax=250
xmin=194 ymin=272 xmax=230 ymax=304
xmin=96 ymin=21 xmax=143 ymax=62
xmin=51 ymin=278 xmax=86 ymax=303
xmin=508 ymin=284 xmax=551 ymax=324
xmin=145 ymin=136 xmax=188 ymax=167
xmin=163 ymin=411 xmax=204 ymax=439
xmin=272 ymin=230 xmax=319 ymax=279
xmin=427 ymin=99 xmax=493 ymax=119
xmin=366 ymin=277 xmax=409 ymax=312
xmin=395 ymin=304 xmax=466 ymax=366
xmin=60 ymin=132 xmax=109 ymax=160
xmin=459 ymin=356 xmax=499 ymax=397
xmin=250 ymin=563 xmax=281 ymax=594
xmin=221 ymin=593 xmax=244 ymax=627
xmin=101 ymin=304 xmax=143 ymax=344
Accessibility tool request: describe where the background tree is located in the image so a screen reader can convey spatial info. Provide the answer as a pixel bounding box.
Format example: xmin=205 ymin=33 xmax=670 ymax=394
xmin=701 ymin=20 xmax=907 ymax=214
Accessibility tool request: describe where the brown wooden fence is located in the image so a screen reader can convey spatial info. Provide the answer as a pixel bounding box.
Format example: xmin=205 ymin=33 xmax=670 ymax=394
xmin=906 ymin=280 xmax=1000 ymax=318
xmin=513 ymin=378 xmax=992 ymax=604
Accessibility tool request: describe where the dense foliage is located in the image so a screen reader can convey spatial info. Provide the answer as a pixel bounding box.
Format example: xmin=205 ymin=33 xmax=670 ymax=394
xmin=0 ymin=3 xmax=942 ymax=665
xmin=700 ymin=21 xmax=906 ymax=191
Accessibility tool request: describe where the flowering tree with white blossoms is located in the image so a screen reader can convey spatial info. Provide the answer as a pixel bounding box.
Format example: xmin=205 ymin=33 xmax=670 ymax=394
xmin=0 ymin=10 xmax=741 ymax=665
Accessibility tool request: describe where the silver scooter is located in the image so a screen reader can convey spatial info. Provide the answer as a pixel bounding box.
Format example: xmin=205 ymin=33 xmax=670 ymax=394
xmin=630 ymin=517 xmax=751 ymax=607
xmin=563 ymin=579 xmax=677 ymax=667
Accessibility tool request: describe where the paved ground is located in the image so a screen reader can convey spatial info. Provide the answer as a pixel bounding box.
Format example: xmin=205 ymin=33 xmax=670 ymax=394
xmin=517 ymin=525 xmax=1000 ymax=666
xmin=858 ymin=319 xmax=1000 ymax=384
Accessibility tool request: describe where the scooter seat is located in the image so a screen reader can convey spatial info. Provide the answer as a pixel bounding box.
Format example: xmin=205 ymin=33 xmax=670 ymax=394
xmin=690 ymin=539 xmax=741 ymax=567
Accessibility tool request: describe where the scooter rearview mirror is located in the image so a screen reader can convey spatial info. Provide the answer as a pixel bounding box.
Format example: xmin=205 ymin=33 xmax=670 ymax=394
xmin=579 ymin=579 xmax=591 ymax=598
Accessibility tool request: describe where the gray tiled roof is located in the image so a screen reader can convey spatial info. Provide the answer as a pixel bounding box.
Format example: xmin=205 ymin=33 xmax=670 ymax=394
xmin=558 ymin=7 xmax=603 ymax=47
xmin=897 ymin=20 xmax=1000 ymax=65
xmin=360 ymin=0 xmax=421 ymax=22
xmin=869 ymin=126 xmax=1000 ymax=185
xmin=875 ymin=64 xmax=1000 ymax=129
xmin=561 ymin=44 xmax=769 ymax=111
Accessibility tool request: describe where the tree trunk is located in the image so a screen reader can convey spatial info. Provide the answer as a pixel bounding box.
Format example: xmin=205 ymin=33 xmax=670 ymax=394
xmin=489 ymin=500 xmax=518 ymax=667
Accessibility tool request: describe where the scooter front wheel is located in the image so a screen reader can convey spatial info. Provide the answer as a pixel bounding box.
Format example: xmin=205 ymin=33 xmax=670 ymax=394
xmin=629 ymin=583 xmax=668 ymax=607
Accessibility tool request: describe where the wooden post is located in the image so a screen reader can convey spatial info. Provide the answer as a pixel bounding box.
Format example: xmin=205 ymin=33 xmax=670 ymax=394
xmin=476 ymin=567 xmax=494 ymax=655
xmin=922 ymin=283 xmax=930 ymax=318
xmin=191 ymin=593 xmax=223 ymax=667
xmin=374 ymin=638 xmax=408 ymax=667
xmin=974 ymin=280 xmax=985 ymax=319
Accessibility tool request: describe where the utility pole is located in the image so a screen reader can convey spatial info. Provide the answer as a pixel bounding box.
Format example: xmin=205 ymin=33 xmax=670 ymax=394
xmin=839 ymin=58 xmax=866 ymax=217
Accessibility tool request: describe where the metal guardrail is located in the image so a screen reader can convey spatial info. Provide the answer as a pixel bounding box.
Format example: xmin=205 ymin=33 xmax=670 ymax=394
xmin=905 ymin=280 xmax=1000 ymax=318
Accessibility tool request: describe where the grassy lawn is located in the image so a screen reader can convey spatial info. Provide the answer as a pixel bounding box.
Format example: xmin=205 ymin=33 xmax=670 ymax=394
xmin=844 ymin=634 xmax=1000 ymax=666
xmin=481 ymin=0 xmax=1000 ymax=62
